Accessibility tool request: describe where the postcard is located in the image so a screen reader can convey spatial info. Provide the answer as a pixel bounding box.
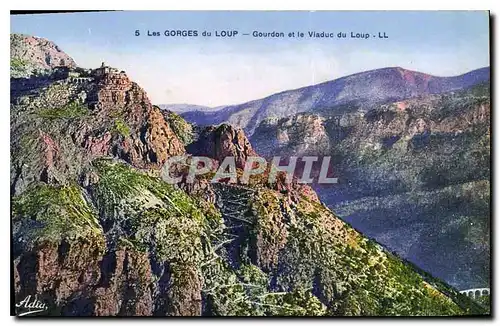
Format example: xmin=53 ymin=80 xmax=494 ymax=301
xmin=10 ymin=10 xmax=490 ymax=317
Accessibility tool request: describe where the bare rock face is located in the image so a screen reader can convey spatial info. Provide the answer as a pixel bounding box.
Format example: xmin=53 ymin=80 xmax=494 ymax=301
xmin=14 ymin=240 xmax=185 ymax=316
xmin=93 ymin=248 xmax=154 ymax=316
xmin=186 ymin=124 xmax=320 ymax=204
xmin=14 ymin=240 xmax=103 ymax=316
xmin=252 ymin=114 xmax=331 ymax=158
xmin=187 ymin=124 xmax=257 ymax=169
xmin=93 ymin=72 xmax=186 ymax=168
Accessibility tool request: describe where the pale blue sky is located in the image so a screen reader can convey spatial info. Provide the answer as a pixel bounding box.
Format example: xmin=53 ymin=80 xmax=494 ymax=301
xmin=11 ymin=11 xmax=490 ymax=106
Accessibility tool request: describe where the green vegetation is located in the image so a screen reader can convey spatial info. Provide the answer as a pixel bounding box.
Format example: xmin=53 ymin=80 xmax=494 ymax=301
xmin=10 ymin=57 xmax=33 ymax=78
xmin=246 ymin=191 xmax=478 ymax=316
xmin=466 ymin=82 xmax=490 ymax=97
xmin=91 ymin=160 xmax=299 ymax=316
xmin=12 ymin=183 xmax=104 ymax=247
xmin=90 ymin=165 xmax=329 ymax=316
xmin=162 ymin=110 xmax=194 ymax=145
xmin=37 ymin=101 xmax=89 ymax=120
xmin=202 ymin=258 xmax=327 ymax=316
xmin=430 ymin=84 xmax=489 ymax=122
xmin=112 ymin=118 xmax=131 ymax=137
xmin=265 ymin=289 xmax=327 ymax=316
xmin=476 ymin=295 xmax=490 ymax=314
xmin=92 ymin=159 xmax=219 ymax=264
xmin=11 ymin=57 xmax=27 ymax=69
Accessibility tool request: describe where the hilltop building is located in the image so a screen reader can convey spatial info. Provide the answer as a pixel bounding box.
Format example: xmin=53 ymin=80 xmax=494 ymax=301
xmin=94 ymin=62 xmax=120 ymax=78
xmin=51 ymin=62 xmax=124 ymax=83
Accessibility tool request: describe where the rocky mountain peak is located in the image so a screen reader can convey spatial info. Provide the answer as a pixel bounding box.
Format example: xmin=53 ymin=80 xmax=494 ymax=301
xmin=187 ymin=124 xmax=257 ymax=169
xmin=11 ymin=62 xmax=185 ymax=195
xmin=11 ymin=33 xmax=77 ymax=78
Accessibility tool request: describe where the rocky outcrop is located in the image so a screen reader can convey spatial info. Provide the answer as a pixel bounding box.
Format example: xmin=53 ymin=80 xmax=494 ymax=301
xmin=10 ymin=68 xmax=185 ymax=196
xmin=160 ymin=109 xmax=194 ymax=146
xmin=93 ymin=248 xmax=154 ymax=316
xmin=10 ymin=34 xmax=77 ymax=69
xmin=188 ymin=124 xmax=257 ymax=169
xmin=251 ymin=114 xmax=331 ymax=158
xmin=11 ymin=34 xmax=77 ymax=78
xmin=93 ymin=71 xmax=186 ymax=167
xmin=185 ymin=124 xmax=320 ymax=203
xmin=13 ymin=238 xmax=203 ymax=316
xmin=14 ymin=238 xmax=103 ymax=316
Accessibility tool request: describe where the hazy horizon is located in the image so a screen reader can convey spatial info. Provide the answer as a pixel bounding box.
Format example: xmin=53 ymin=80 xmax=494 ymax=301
xmin=11 ymin=11 xmax=489 ymax=107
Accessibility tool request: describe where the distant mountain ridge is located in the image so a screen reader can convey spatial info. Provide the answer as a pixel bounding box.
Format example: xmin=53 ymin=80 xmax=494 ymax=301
xmin=179 ymin=66 xmax=490 ymax=135
xmin=158 ymin=103 xmax=221 ymax=114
